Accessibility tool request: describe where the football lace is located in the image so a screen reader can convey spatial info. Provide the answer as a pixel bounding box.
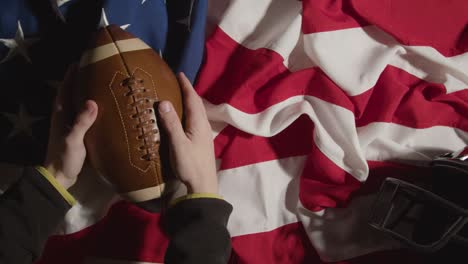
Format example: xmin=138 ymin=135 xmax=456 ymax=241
xmin=121 ymin=77 xmax=160 ymax=161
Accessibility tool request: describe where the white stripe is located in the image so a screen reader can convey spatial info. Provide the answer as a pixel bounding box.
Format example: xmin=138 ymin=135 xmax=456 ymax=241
xmin=220 ymin=156 xmax=304 ymax=236
xmin=204 ymin=96 xmax=369 ymax=181
xmin=209 ymin=0 xmax=301 ymax=50
xmin=79 ymin=39 xmax=151 ymax=68
xmin=218 ymin=155 xmax=401 ymax=261
xmin=298 ymin=196 xmax=401 ymax=262
xmin=358 ymin=123 xmax=468 ymax=162
xmin=57 ymin=0 xmax=72 ymax=7
xmin=208 ymin=0 xmax=468 ymax=94
xmin=205 ymin=97 xmax=468 ymax=180
xmin=207 ymin=0 xmax=310 ymax=71
xmin=210 ymin=120 xmax=229 ymax=139
xmin=60 ymin=166 xmax=120 ymax=234
xmin=222 ymin=157 xmax=399 ymax=261
xmin=303 ymin=26 xmax=468 ymax=95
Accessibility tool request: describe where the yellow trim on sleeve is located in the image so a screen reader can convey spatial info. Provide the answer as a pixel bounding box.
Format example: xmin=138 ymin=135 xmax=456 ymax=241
xmin=35 ymin=166 xmax=76 ymax=206
xmin=170 ymin=193 xmax=223 ymax=207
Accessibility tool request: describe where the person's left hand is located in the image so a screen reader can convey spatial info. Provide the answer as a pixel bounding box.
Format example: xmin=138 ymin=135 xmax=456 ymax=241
xmin=43 ymin=66 xmax=98 ymax=189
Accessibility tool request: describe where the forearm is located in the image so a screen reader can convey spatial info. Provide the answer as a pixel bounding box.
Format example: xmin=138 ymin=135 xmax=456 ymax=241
xmin=164 ymin=196 xmax=233 ymax=264
xmin=0 ymin=167 xmax=73 ymax=263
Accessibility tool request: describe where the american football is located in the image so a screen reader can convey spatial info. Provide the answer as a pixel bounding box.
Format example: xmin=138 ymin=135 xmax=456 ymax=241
xmin=75 ymin=25 xmax=183 ymax=202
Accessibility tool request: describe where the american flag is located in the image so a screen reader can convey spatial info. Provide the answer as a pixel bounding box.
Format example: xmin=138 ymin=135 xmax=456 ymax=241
xmin=1 ymin=0 xmax=467 ymax=263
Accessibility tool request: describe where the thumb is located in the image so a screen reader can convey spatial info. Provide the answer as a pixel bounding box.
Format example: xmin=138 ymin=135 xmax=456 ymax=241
xmin=67 ymin=100 xmax=98 ymax=144
xmin=157 ymin=101 xmax=187 ymax=146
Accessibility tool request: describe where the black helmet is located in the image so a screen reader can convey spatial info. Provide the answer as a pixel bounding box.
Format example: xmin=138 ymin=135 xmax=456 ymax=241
xmin=369 ymin=147 xmax=468 ymax=254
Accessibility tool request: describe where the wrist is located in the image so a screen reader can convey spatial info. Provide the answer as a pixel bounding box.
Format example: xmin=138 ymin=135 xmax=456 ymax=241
xmin=187 ymin=180 xmax=218 ymax=195
xmin=44 ymin=165 xmax=76 ymax=189
xmin=54 ymin=175 xmax=76 ymax=190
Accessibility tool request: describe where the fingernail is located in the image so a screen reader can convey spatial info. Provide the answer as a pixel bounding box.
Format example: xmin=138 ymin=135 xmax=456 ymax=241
xmin=159 ymin=101 xmax=172 ymax=113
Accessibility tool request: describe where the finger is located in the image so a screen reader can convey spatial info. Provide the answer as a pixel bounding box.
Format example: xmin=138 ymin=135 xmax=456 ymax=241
xmin=67 ymin=100 xmax=98 ymax=145
xmin=177 ymin=72 xmax=209 ymax=129
xmin=157 ymin=100 xmax=188 ymax=147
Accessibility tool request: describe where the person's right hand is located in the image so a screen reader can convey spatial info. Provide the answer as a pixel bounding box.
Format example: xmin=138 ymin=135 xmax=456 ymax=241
xmin=156 ymin=72 xmax=218 ymax=195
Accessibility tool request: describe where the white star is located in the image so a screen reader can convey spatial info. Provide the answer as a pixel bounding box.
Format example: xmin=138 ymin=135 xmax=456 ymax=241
xmin=141 ymin=0 xmax=147 ymax=4
xmin=99 ymin=9 xmax=131 ymax=30
xmin=99 ymin=8 xmax=110 ymax=28
xmin=177 ymin=16 xmax=190 ymax=27
xmin=177 ymin=0 xmax=194 ymax=32
xmin=1 ymin=104 xmax=44 ymax=140
xmin=57 ymin=0 xmax=72 ymax=7
xmin=121 ymin=24 xmax=131 ymax=30
xmin=0 ymin=21 xmax=37 ymax=64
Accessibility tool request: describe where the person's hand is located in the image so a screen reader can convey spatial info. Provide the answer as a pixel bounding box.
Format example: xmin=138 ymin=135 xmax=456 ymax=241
xmin=157 ymin=72 xmax=218 ymax=194
xmin=43 ymin=66 xmax=98 ymax=189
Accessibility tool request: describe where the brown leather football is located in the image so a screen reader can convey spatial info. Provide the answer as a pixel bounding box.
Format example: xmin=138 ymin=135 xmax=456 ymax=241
xmin=75 ymin=25 xmax=183 ymax=202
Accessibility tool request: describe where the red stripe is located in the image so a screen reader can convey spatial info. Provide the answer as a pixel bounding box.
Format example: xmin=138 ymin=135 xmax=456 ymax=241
xmin=214 ymin=122 xmax=433 ymax=211
xmin=229 ymin=222 xmax=319 ymax=264
xmin=299 ymin=140 xmax=361 ymax=211
xmin=196 ymin=27 xmax=354 ymax=114
xmin=230 ymin=222 xmax=426 ymax=264
xmin=302 ymin=0 xmax=468 ymax=56
xmin=213 ymin=119 xmax=436 ymax=211
xmin=354 ymin=66 xmax=468 ymax=131
xmin=214 ymin=115 xmax=314 ymax=170
xmin=213 ymin=113 xmax=360 ymax=211
xmin=36 ymin=201 xmax=168 ymax=264
xmin=301 ymin=0 xmax=369 ymax=34
xmin=213 ymin=119 xmax=361 ymax=212
xmin=350 ymin=0 xmax=468 ymax=57
xmin=197 ymin=27 xmax=468 ymax=132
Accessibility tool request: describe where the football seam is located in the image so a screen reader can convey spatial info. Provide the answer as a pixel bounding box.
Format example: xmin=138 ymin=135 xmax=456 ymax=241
xmin=108 ymin=70 xmax=151 ymax=173
xmin=105 ymin=26 xmax=132 ymax=75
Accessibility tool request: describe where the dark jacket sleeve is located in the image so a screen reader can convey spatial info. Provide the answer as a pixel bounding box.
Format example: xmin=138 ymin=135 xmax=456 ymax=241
xmin=0 ymin=167 xmax=71 ymax=264
xmin=164 ymin=198 xmax=233 ymax=264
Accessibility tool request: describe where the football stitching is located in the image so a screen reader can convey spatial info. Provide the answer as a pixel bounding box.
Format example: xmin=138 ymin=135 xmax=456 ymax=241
xmin=134 ymin=67 xmax=158 ymax=102
xmin=109 ymin=70 xmax=151 ymax=173
xmin=133 ymin=67 xmax=163 ymax=185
